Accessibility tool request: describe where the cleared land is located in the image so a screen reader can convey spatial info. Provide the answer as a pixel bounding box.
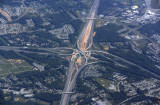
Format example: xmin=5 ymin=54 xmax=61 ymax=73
xmin=94 ymin=78 xmax=119 ymax=91
xmin=0 ymin=56 xmax=32 ymax=76
xmin=0 ymin=9 xmax=12 ymax=21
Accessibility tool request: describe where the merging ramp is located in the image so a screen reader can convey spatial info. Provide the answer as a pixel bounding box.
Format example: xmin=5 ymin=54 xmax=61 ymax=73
xmin=60 ymin=0 xmax=100 ymax=105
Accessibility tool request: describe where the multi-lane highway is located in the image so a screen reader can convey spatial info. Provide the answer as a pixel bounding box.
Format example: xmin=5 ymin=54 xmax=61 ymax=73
xmin=77 ymin=0 xmax=99 ymax=51
xmin=60 ymin=0 xmax=100 ymax=105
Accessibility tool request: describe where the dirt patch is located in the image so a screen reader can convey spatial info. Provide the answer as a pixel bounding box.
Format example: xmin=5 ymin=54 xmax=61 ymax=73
xmin=0 ymin=9 xmax=12 ymax=22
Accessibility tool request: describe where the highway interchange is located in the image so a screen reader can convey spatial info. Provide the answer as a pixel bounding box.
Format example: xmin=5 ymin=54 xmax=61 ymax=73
xmin=0 ymin=0 xmax=159 ymax=104
xmin=60 ymin=0 xmax=100 ymax=105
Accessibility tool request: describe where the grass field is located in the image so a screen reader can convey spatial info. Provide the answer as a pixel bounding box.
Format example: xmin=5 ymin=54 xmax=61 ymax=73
xmin=14 ymin=97 xmax=28 ymax=103
xmin=37 ymin=100 xmax=50 ymax=105
xmin=94 ymin=78 xmax=110 ymax=88
xmin=0 ymin=56 xmax=32 ymax=76
xmin=94 ymin=78 xmax=119 ymax=91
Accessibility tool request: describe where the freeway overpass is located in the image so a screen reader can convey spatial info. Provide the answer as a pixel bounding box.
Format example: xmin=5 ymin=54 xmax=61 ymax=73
xmin=61 ymin=92 xmax=74 ymax=94
xmin=85 ymin=18 xmax=97 ymax=20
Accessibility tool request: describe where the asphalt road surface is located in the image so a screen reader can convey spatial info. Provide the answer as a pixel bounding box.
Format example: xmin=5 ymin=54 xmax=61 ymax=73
xmin=59 ymin=0 xmax=100 ymax=105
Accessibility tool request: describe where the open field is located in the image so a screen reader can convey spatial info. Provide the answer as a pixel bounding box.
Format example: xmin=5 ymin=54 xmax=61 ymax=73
xmin=37 ymin=100 xmax=50 ymax=105
xmin=94 ymin=78 xmax=119 ymax=91
xmin=14 ymin=97 xmax=28 ymax=103
xmin=0 ymin=56 xmax=32 ymax=76
xmin=94 ymin=78 xmax=110 ymax=88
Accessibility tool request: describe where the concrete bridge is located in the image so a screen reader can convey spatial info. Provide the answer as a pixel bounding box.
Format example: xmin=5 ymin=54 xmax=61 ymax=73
xmin=61 ymin=92 xmax=74 ymax=94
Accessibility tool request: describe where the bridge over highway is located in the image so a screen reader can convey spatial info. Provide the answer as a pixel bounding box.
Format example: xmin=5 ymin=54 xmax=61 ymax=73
xmin=61 ymin=92 xmax=74 ymax=94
